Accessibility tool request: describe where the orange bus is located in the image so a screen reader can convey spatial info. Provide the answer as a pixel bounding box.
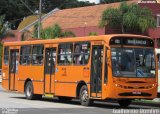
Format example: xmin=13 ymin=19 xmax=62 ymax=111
xmin=2 ymin=34 xmax=158 ymax=107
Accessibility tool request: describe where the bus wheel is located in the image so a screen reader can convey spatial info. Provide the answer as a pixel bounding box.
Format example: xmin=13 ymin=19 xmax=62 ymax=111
xmin=118 ymin=99 xmax=132 ymax=107
xmin=79 ymin=85 xmax=93 ymax=106
xmin=58 ymin=97 xmax=72 ymax=102
xmin=25 ymin=81 xmax=42 ymax=100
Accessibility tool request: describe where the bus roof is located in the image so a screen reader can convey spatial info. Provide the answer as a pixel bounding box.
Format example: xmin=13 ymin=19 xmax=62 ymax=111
xmin=3 ymin=34 xmax=152 ymax=46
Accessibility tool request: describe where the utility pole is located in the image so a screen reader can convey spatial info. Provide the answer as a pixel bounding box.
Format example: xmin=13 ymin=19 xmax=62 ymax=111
xmin=38 ymin=0 xmax=42 ymax=38
xmin=20 ymin=0 xmax=42 ymax=38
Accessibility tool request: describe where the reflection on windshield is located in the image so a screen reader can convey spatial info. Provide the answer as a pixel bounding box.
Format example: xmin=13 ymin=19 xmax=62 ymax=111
xmin=111 ymin=48 xmax=155 ymax=77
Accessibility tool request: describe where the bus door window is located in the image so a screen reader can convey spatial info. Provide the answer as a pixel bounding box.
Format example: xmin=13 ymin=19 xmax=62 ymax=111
xmin=10 ymin=51 xmax=19 ymax=73
xmin=45 ymin=48 xmax=56 ymax=74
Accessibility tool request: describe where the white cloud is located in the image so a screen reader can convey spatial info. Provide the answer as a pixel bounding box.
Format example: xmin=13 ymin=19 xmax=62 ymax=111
xmin=78 ymin=0 xmax=100 ymax=4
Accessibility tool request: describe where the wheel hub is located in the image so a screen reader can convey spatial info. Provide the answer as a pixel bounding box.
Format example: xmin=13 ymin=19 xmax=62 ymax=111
xmin=26 ymin=86 xmax=32 ymax=97
xmin=82 ymin=90 xmax=88 ymax=102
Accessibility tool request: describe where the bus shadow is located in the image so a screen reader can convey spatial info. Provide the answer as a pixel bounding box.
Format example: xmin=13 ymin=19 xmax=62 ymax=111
xmin=10 ymin=96 xmax=26 ymax=100
xmin=9 ymin=96 xmax=158 ymax=109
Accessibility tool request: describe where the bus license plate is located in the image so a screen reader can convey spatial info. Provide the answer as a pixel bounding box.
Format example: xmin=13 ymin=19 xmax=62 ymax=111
xmin=132 ymin=91 xmax=141 ymax=95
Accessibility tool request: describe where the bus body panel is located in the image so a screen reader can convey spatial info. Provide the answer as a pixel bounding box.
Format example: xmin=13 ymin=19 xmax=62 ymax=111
xmin=16 ymin=65 xmax=44 ymax=94
xmin=55 ymin=65 xmax=90 ymax=97
xmin=1 ymin=34 xmax=158 ymax=100
xmin=109 ymin=77 xmax=157 ymax=99
xmin=2 ymin=66 xmax=9 ymax=91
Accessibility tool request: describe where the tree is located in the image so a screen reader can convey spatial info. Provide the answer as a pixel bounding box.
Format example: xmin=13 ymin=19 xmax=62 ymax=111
xmin=0 ymin=15 xmax=5 ymax=38
xmin=0 ymin=15 xmax=12 ymax=39
xmin=88 ymin=32 xmax=98 ymax=36
xmin=100 ymin=2 xmax=156 ymax=34
xmin=61 ymin=31 xmax=76 ymax=38
xmin=23 ymin=23 xmax=75 ymax=40
xmin=100 ymin=0 xmax=128 ymax=4
xmin=0 ymin=0 xmax=95 ymax=29
xmin=40 ymin=24 xmax=76 ymax=39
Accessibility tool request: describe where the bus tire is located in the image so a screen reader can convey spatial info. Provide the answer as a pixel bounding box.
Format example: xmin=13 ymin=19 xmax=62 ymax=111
xmin=118 ymin=99 xmax=132 ymax=107
xmin=79 ymin=85 xmax=93 ymax=106
xmin=25 ymin=81 xmax=42 ymax=100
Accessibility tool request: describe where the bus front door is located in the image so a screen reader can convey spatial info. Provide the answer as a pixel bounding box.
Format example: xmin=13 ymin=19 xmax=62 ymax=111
xmin=90 ymin=45 xmax=103 ymax=98
xmin=9 ymin=49 xmax=19 ymax=91
xmin=44 ymin=48 xmax=56 ymax=94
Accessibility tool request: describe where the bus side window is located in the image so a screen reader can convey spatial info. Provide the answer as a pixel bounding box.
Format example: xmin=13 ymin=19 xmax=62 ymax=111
xmin=31 ymin=45 xmax=44 ymax=65
xmin=58 ymin=43 xmax=73 ymax=65
xmin=66 ymin=44 xmax=73 ymax=64
xmin=20 ymin=46 xmax=31 ymax=65
xmin=73 ymin=42 xmax=90 ymax=65
xmin=74 ymin=44 xmax=81 ymax=64
xmin=4 ymin=47 xmax=9 ymax=65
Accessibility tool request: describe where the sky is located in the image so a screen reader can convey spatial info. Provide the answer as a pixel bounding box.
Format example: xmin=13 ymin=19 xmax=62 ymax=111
xmin=78 ymin=0 xmax=100 ymax=4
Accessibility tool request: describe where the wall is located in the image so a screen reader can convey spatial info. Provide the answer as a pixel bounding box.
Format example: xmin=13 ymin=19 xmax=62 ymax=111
xmin=64 ymin=26 xmax=105 ymax=37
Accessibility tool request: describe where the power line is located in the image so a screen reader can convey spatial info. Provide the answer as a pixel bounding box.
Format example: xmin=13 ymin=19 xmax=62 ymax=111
xmin=20 ymin=0 xmax=38 ymax=16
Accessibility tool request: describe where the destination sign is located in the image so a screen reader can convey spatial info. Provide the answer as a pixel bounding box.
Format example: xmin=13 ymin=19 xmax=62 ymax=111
xmin=110 ymin=37 xmax=154 ymax=47
xmin=127 ymin=39 xmax=147 ymax=45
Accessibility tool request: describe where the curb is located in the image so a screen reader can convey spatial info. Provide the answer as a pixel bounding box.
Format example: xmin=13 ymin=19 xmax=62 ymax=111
xmin=132 ymin=101 xmax=160 ymax=108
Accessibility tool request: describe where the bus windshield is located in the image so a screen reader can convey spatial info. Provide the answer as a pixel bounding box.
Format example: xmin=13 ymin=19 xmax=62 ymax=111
xmin=111 ymin=48 xmax=155 ymax=77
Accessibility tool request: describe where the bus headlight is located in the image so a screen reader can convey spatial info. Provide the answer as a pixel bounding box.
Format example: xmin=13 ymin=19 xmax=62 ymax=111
xmin=115 ymin=84 xmax=120 ymax=87
xmin=152 ymin=84 xmax=155 ymax=87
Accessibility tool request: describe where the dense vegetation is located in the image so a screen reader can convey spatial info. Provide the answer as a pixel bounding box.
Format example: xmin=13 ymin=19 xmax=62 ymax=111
xmin=0 ymin=0 xmax=95 ymax=29
xmin=100 ymin=2 xmax=156 ymax=34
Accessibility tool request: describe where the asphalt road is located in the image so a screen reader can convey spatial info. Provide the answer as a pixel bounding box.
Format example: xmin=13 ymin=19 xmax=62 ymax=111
xmin=0 ymin=84 xmax=160 ymax=114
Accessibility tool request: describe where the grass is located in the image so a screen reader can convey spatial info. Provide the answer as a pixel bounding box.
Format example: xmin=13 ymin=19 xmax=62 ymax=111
xmin=133 ymin=99 xmax=160 ymax=103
